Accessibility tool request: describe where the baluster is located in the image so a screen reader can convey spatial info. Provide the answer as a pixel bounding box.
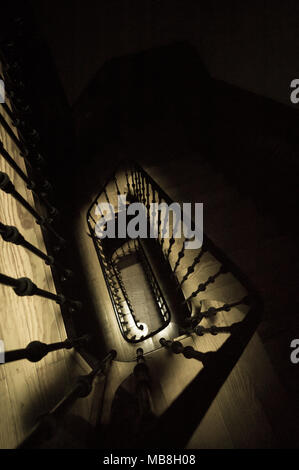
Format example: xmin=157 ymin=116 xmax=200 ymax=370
xmin=137 ymin=169 xmax=143 ymax=202
xmin=149 ymin=186 xmax=157 ymax=239
xmin=145 ymin=175 xmax=150 ymax=217
xmin=135 ymin=167 xmax=140 ymax=200
xmin=183 ymin=265 xmax=228 ymax=304
xmin=141 ymin=172 xmax=146 ymax=206
xmin=0 ymin=110 xmax=26 ymax=154
xmin=160 ymin=200 xmax=169 ymax=252
xmin=173 ymin=241 xmax=185 ymax=274
xmin=159 ymin=338 xmax=214 ymax=365
xmin=125 ymin=168 xmax=130 ymax=194
xmin=133 ymin=167 xmax=139 ymax=199
xmin=113 ymin=173 xmax=121 ymax=195
xmin=0 ymin=273 xmax=82 ymax=312
xmin=165 ymin=204 xmax=180 ymax=261
xmin=157 ymin=194 xmax=162 ymax=245
xmin=0 ymin=107 xmax=41 ymax=169
xmin=0 ymin=139 xmax=33 ymax=186
xmin=0 ymin=222 xmax=72 ymax=281
xmin=2 ymin=335 xmax=90 ymax=364
xmin=0 ymin=141 xmax=58 ymax=217
xmin=103 ymin=187 xmax=115 ymax=218
xmin=132 ymin=166 xmax=138 ymax=199
xmin=166 ymin=236 xmax=175 ymax=261
xmin=127 ymin=240 xmax=133 ymax=255
xmin=95 ymin=198 xmax=104 ymax=221
xmin=193 ymin=324 xmax=238 ymax=336
xmin=120 ymin=244 xmax=126 ymax=257
xmin=130 ymin=164 xmax=136 ymax=197
xmin=0 ymin=172 xmax=65 ymax=244
xmin=185 ymin=296 xmax=250 ymax=325
xmin=89 ymin=214 xmax=97 ymax=226
xmin=179 ymin=245 xmax=207 ymax=287
xmin=1 ymin=102 xmax=13 ymax=121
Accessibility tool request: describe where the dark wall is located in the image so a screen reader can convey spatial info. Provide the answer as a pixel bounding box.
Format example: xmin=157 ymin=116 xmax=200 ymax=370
xmin=31 ymin=0 xmax=299 ymax=108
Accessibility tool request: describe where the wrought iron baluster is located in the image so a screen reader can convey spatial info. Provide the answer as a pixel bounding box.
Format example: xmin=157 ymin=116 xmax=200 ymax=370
xmin=130 ymin=164 xmax=136 ymax=197
xmin=94 ymin=199 xmax=104 ymax=221
xmin=145 ymin=175 xmax=150 ymax=217
xmin=0 ymin=111 xmax=25 ymax=153
xmin=0 ymin=222 xmax=72 ymax=280
xmin=166 ymin=237 xmax=175 ymax=261
xmin=0 ymin=273 xmax=82 ymax=312
xmin=157 ymin=193 xmax=162 ymax=245
xmin=103 ymin=187 xmax=115 ymax=219
xmin=127 ymin=240 xmax=133 ymax=255
xmin=138 ymin=170 xmax=143 ymax=202
xmin=173 ymin=241 xmax=185 ymax=274
xmin=1 ymin=101 xmax=14 ymax=121
xmin=160 ymin=338 xmax=214 ymax=365
xmin=165 ymin=208 xmax=180 ymax=261
xmin=135 ymin=168 xmax=141 ymax=200
xmin=113 ymin=173 xmax=121 ymax=195
xmin=192 ymin=323 xmax=240 ymax=336
xmin=149 ymin=186 xmax=157 ymax=239
xmin=89 ymin=214 xmax=97 ymax=226
xmin=120 ymin=244 xmax=126 ymax=257
xmin=0 ymin=109 xmax=42 ymax=169
xmin=2 ymin=335 xmax=90 ymax=364
xmin=132 ymin=166 xmax=138 ymax=199
xmin=133 ymin=238 xmax=139 ymax=252
xmin=0 ymin=141 xmax=58 ymax=216
xmin=179 ymin=245 xmax=207 ymax=287
xmin=125 ymin=168 xmax=130 ymax=194
xmin=141 ymin=172 xmax=146 ymax=206
xmin=160 ymin=200 xmax=169 ymax=252
xmin=185 ymin=296 xmax=250 ymax=325
xmin=183 ymin=265 xmax=228 ymax=303
xmin=0 ymin=172 xmax=65 ymax=244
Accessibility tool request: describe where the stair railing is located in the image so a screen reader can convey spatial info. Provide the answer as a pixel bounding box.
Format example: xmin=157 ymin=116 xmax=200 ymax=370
xmin=0 ymin=20 xmax=109 ymax=449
